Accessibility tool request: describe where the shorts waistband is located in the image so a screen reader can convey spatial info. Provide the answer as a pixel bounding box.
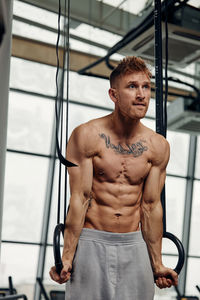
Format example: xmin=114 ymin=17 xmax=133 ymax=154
xmin=79 ymin=228 xmax=145 ymax=244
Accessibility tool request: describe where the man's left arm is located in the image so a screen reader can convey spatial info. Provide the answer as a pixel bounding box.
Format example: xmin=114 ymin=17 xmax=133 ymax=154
xmin=140 ymin=135 xmax=178 ymax=289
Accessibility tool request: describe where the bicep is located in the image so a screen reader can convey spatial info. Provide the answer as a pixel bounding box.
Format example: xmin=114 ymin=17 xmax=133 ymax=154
xmin=143 ymin=165 xmax=166 ymax=204
xmin=143 ymin=137 xmax=169 ymax=204
xmin=68 ymin=157 xmax=93 ymax=200
xmin=66 ymin=127 xmax=93 ymax=202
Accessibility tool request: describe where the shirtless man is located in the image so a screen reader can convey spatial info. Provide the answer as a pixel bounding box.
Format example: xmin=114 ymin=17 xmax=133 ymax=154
xmin=50 ymin=56 xmax=178 ymax=299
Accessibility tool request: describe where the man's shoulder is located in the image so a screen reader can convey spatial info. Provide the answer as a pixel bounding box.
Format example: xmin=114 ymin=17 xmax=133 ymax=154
xmin=149 ymin=131 xmax=169 ymax=149
xmin=69 ymin=116 xmax=109 ymax=153
xmin=72 ymin=116 xmax=106 ymax=138
xmin=142 ymin=126 xmax=170 ymax=166
xmin=141 ymin=124 xmax=169 ymax=148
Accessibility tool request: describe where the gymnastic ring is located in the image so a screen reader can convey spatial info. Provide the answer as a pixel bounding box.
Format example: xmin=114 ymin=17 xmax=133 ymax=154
xmin=163 ymin=231 xmax=185 ymax=274
xmin=53 ymin=223 xmax=64 ymax=275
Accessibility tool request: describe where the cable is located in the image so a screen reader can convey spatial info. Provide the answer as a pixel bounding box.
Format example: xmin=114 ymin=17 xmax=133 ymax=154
xmin=167 ymin=76 xmax=200 ymax=101
xmin=164 ymin=0 xmax=168 ymax=138
xmin=64 ymin=0 xmax=71 ymax=224
xmin=55 ymin=0 xmax=76 ymax=169
xmin=55 ymin=0 xmax=62 ymax=225
xmin=53 ymin=0 xmax=74 ymax=276
xmin=55 ymin=0 xmax=76 ymax=224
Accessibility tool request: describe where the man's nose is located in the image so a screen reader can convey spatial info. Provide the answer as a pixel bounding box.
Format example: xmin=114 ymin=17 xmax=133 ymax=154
xmin=136 ymin=87 xmax=145 ymax=99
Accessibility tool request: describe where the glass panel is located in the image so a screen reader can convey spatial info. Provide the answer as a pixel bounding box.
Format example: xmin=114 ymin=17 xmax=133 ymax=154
xmin=147 ymin=98 xmax=155 ymax=119
xmin=68 ymin=102 xmax=111 ymax=136
xmin=166 ymin=130 xmax=189 ymax=176
xmin=186 ymin=258 xmax=200 ymax=297
xmin=188 ymin=0 xmax=200 ymax=8
xmin=162 ymin=255 xmax=179 ymax=276
xmin=168 ymin=63 xmax=196 ymax=88
xmin=68 ymin=71 xmax=113 ymax=109
xmin=70 ymin=39 xmax=108 ymax=56
xmin=2 ymin=153 xmax=49 ymax=243
xmin=10 ymin=57 xmax=56 ymax=96
xmin=189 ymin=180 xmax=200 ymax=256
xmin=0 ymin=243 xmax=39 ymax=296
xmin=96 ymin=0 xmax=147 ymax=15
xmin=12 ymin=20 xmax=57 ymax=45
xmin=7 ymin=92 xmax=54 ymax=155
xmin=141 ymin=117 xmax=155 ymax=130
xmin=195 ymin=137 xmax=200 ymax=179
xmin=13 ymin=0 xmax=58 ymax=29
xmin=70 ymin=23 xmax=121 ymax=48
xmin=165 ymin=176 xmax=186 ymax=243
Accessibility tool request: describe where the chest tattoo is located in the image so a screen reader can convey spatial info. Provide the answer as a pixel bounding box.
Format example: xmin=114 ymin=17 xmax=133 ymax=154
xmin=99 ymin=133 xmax=148 ymax=157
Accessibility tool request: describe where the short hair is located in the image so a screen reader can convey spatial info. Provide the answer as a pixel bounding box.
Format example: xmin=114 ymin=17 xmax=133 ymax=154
xmin=109 ymin=56 xmax=152 ymax=87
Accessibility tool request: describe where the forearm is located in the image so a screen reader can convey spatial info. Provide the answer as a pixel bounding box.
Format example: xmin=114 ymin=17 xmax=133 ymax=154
xmin=140 ymin=200 xmax=163 ymax=272
xmin=62 ymin=197 xmax=90 ymax=264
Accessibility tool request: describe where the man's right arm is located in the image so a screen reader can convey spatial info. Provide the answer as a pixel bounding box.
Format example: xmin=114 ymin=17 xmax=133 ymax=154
xmin=50 ymin=124 xmax=93 ymax=284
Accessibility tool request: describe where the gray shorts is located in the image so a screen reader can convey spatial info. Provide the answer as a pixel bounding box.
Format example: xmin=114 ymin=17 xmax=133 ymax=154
xmin=65 ymin=228 xmax=155 ymax=300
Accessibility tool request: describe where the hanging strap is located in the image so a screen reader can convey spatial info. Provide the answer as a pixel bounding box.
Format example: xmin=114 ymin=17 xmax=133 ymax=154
xmin=154 ymin=0 xmax=184 ymax=276
xmin=53 ymin=0 xmax=75 ymax=276
xmin=55 ymin=0 xmax=77 ymax=169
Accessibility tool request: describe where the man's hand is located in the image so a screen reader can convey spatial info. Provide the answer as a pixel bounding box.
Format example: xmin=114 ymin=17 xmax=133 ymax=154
xmin=49 ymin=261 xmax=72 ymax=284
xmin=154 ymin=265 xmax=178 ymax=289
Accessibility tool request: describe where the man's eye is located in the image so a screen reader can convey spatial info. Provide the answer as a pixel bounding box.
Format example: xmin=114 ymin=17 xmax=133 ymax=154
xmin=143 ymin=85 xmax=150 ymax=89
xmin=129 ymin=84 xmax=135 ymax=88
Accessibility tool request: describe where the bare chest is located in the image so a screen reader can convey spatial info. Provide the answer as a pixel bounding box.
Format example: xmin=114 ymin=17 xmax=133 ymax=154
xmin=93 ymin=140 xmax=152 ymax=185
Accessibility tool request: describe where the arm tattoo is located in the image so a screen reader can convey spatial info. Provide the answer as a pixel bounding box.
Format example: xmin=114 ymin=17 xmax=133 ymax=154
xmin=99 ymin=133 xmax=148 ymax=157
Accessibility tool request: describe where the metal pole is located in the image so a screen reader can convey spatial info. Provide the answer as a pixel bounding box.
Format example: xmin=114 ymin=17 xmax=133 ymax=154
xmin=154 ymin=0 xmax=166 ymax=233
xmin=0 ymin=0 xmax=13 ymax=256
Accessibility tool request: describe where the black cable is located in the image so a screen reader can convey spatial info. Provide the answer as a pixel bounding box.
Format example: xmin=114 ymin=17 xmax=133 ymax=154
xmin=55 ymin=0 xmax=76 ymax=169
xmin=62 ymin=0 xmax=67 ymax=225
xmin=53 ymin=0 xmax=72 ymax=276
xmin=164 ymin=0 xmax=168 ymax=138
xmin=64 ymin=0 xmax=71 ymax=224
xmin=55 ymin=0 xmax=76 ymax=225
xmin=167 ymin=76 xmax=200 ymax=101
xmin=56 ymin=0 xmax=62 ymax=225
xmin=196 ymin=285 xmax=200 ymax=293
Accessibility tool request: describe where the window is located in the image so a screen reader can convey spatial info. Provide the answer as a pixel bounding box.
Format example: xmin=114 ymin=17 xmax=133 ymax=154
xmin=3 ymin=153 xmax=49 ymax=243
xmin=195 ymin=137 xmax=200 ymax=179
xmin=7 ymin=92 xmax=54 ymax=155
xmin=167 ymin=131 xmax=190 ymax=177
xmin=189 ymin=180 xmax=200 ymax=256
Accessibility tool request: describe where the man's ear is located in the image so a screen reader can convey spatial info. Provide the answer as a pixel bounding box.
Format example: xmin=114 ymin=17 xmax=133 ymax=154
xmin=108 ymin=88 xmax=118 ymax=103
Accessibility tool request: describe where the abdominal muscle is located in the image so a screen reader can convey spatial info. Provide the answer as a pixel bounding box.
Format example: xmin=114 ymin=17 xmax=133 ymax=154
xmin=84 ymin=179 xmax=143 ymax=233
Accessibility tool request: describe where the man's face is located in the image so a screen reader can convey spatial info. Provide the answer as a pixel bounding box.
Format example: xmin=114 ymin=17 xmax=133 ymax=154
xmin=112 ymin=71 xmax=151 ymax=120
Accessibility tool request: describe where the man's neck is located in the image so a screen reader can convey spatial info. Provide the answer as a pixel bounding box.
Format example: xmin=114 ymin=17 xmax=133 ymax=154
xmin=110 ymin=111 xmax=142 ymax=139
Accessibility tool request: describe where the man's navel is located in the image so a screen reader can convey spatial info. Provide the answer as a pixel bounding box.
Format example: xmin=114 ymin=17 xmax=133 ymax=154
xmin=98 ymin=169 xmax=104 ymax=176
xmin=115 ymin=213 xmax=122 ymax=218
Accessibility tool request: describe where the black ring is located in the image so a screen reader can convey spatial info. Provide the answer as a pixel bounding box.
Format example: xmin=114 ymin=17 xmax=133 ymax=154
xmin=163 ymin=231 xmax=185 ymax=274
xmin=53 ymin=223 xmax=64 ymax=275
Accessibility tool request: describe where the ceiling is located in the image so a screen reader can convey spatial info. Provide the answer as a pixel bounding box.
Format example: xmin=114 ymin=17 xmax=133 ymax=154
xmin=12 ymin=0 xmax=200 ymax=101
xmin=22 ymin=0 xmax=200 ymax=37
